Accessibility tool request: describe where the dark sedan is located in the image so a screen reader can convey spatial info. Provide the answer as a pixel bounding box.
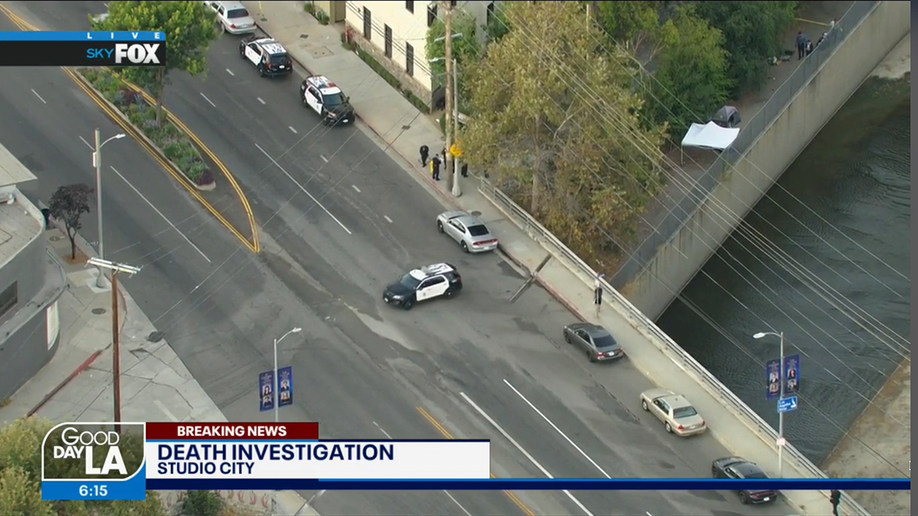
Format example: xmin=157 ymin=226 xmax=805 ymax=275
xmin=711 ymin=457 xmax=780 ymax=504
xmin=562 ymin=323 xmax=624 ymax=362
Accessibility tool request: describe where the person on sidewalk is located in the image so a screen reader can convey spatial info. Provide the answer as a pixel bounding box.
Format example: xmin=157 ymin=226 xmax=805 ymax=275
xmin=460 ymin=162 xmax=469 ymax=178
xmin=796 ymin=32 xmax=806 ymax=60
xmin=593 ymin=276 xmax=604 ymax=319
xmin=430 ymin=155 xmax=441 ymax=181
xmin=830 ymin=489 xmax=841 ymax=516
xmin=419 ymin=145 xmax=429 ymax=167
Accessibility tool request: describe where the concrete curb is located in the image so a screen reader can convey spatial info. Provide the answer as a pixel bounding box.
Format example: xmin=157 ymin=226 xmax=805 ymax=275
xmin=27 ymin=348 xmax=106 ymax=417
xmin=69 ymin=69 xmax=217 ymax=191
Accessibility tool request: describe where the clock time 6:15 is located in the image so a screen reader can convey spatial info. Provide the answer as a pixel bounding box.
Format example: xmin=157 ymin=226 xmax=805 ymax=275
xmin=79 ymin=484 xmax=108 ymax=497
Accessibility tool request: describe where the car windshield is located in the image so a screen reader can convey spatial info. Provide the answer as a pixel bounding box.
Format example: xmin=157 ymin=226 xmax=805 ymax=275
xmin=227 ymin=8 xmax=249 ymax=18
xmin=467 ymin=224 xmax=490 ymax=237
xmin=743 ymin=471 xmax=767 ymax=479
xmin=323 ymin=92 xmax=346 ymax=106
xmin=268 ymin=53 xmax=288 ymax=64
xmin=399 ymin=273 xmax=421 ymax=290
xmin=673 ymin=406 xmax=698 ymax=419
xmin=593 ymin=335 xmax=618 ymax=350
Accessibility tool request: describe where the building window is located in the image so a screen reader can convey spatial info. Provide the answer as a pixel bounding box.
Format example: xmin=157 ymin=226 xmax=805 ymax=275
xmin=406 ymin=0 xmax=414 ymax=13
xmin=0 ymin=282 xmax=17 ymax=319
xmin=427 ymin=3 xmax=437 ymax=27
xmin=406 ymin=43 xmax=414 ymax=76
xmin=362 ymin=7 xmax=371 ymax=41
xmin=487 ymin=2 xmax=495 ymax=24
xmin=384 ymin=25 xmax=393 ymax=59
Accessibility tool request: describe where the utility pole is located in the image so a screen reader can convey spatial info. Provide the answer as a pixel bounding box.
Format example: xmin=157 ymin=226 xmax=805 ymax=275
xmin=88 ymin=258 xmax=141 ymax=433
xmin=91 ymin=129 xmax=125 ymax=288
xmin=443 ymin=1 xmax=455 ymax=191
xmin=451 ymin=57 xmax=461 ymax=197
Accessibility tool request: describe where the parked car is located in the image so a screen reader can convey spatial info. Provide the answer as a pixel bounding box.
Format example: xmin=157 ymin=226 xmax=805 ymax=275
xmin=562 ymin=323 xmax=624 ymax=362
xmin=711 ymin=457 xmax=780 ymax=505
xmin=639 ymin=388 xmax=707 ymax=436
xmin=205 ymin=1 xmax=256 ymax=34
xmin=436 ymin=211 xmax=499 ymax=253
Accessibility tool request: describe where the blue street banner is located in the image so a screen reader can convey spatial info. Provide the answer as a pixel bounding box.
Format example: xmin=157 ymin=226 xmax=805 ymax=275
xmin=783 ymin=354 xmax=801 ymax=393
xmin=278 ymin=366 xmax=294 ymax=408
xmin=765 ymin=358 xmax=781 ymax=400
xmin=258 ymin=370 xmax=274 ymax=412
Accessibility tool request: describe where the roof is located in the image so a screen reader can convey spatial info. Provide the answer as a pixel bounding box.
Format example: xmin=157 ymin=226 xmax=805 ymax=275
xmin=681 ymin=122 xmax=740 ymax=150
xmin=580 ymin=324 xmax=611 ymax=338
xmin=306 ymin=76 xmax=343 ymax=94
xmin=409 ymin=263 xmax=455 ymax=280
xmin=0 ymin=143 xmax=43 ymax=269
xmin=253 ymin=38 xmax=286 ymax=54
xmin=732 ymin=462 xmax=766 ymax=477
xmin=454 ymin=215 xmax=484 ymax=227
xmin=663 ymin=394 xmax=693 ymax=409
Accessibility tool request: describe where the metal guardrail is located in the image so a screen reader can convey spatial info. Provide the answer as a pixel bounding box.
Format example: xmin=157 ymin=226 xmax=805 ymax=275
xmin=611 ymin=1 xmax=880 ymax=289
xmin=479 ymin=178 xmax=872 ymax=516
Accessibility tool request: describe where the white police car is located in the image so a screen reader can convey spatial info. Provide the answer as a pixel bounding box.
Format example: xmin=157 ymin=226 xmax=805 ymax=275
xmin=383 ymin=263 xmax=462 ymax=310
xmin=239 ymin=37 xmax=293 ymax=77
xmin=300 ymin=76 xmax=355 ymax=125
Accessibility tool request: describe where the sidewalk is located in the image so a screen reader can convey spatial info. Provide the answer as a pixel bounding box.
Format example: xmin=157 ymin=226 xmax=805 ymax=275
xmin=249 ymin=3 xmax=839 ymax=515
xmin=0 ymin=223 xmax=314 ymax=516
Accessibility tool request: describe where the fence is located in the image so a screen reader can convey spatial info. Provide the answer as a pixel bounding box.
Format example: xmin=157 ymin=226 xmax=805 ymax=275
xmin=610 ymin=1 xmax=879 ymax=289
xmin=479 ymin=177 xmax=872 ymax=516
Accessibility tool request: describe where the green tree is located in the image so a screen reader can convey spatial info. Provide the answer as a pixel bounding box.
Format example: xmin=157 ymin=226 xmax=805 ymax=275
xmin=483 ymin=2 xmax=510 ymax=43
xmin=593 ymin=1 xmax=676 ymax=64
xmin=647 ymin=6 xmax=732 ymax=136
xmin=426 ymin=11 xmax=482 ymax=88
xmin=462 ymin=1 xmax=665 ymax=263
xmin=93 ymin=1 xmax=219 ymax=124
xmin=0 ymin=418 xmax=168 ymax=516
xmin=48 ymin=184 xmax=93 ymax=261
xmin=692 ymin=2 xmax=798 ymax=96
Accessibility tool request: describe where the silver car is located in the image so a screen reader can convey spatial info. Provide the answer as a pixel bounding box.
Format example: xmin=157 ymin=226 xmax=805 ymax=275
xmin=436 ymin=211 xmax=499 ymax=253
xmin=205 ymin=1 xmax=257 ymax=35
xmin=640 ymin=388 xmax=707 ymax=436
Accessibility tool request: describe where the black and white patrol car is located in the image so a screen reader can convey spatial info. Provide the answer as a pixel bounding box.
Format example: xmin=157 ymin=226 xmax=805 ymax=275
xmin=239 ymin=36 xmax=293 ymax=77
xmin=300 ymin=76 xmax=355 ymax=125
xmin=383 ymin=263 xmax=462 ymax=310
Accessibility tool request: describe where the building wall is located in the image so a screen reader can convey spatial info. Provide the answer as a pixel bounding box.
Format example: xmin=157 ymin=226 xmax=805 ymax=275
xmin=314 ymin=1 xmax=346 ymax=23
xmin=345 ymin=1 xmax=492 ymax=107
xmin=622 ymin=1 xmax=911 ymax=320
xmin=0 ymin=191 xmax=67 ymax=401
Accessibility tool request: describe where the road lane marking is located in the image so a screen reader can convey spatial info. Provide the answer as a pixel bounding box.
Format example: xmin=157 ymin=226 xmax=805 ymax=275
xmin=257 ymin=97 xmax=266 ymax=104
xmin=31 ymin=89 xmax=47 ymax=104
xmin=443 ymin=492 xmax=473 ymax=516
xmin=110 ymin=166 xmax=212 ymax=263
xmin=288 ymin=126 xmax=298 ymax=134
xmin=459 ymin=392 xmax=595 ymax=516
xmin=78 ymin=135 xmax=93 ymax=150
xmin=351 ymin=184 xmax=360 ymax=193
xmin=154 ymin=400 xmax=179 ymax=422
xmin=226 ymin=68 xmax=235 ymax=76
xmin=417 ymin=407 xmax=534 ymax=516
xmin=254 ymin=142 xmax=352 ymax=235
xmin=503 ymin=379 xmax=612 ymax=478
xmin=372 ymin=422 xmax=392 ymax=439
xmin=320 ymin=155 xmax=328 ymax=163
xmin=199 ymin=92 xmax=216 ymax=108
xmin=384 ymin=215 xmax=393 ymax=223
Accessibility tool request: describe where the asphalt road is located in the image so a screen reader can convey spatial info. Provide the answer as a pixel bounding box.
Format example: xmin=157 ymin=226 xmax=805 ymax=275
xmin=8 ymin=2 xmax=801 ymax=515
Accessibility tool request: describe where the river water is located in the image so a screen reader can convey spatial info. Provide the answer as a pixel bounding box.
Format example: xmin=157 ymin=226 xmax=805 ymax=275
xmin=656 ymin=73 xmax=911 ymax=463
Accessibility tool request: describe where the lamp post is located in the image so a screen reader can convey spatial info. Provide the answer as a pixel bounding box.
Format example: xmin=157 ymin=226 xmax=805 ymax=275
xmin=431 ymin=30 xmax=463 ymax=197
xmin=92 ymin=129 xmax=126 ymax=288
xmin=753 ymin=330 xmax=786 ymax=478
xmin=273 ymin=327 xmax=302 ymax=422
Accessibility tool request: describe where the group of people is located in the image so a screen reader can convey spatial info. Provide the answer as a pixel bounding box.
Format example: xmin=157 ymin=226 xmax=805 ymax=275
xmin=419 ymin=144 xmax=468 ymax=181
xmin=796 ymin=19 xmax=836 ymax=60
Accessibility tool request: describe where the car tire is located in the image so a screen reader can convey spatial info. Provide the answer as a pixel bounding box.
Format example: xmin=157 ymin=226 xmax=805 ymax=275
xmin=641 ymin=399 xmax=649 ymax=411
xmin=739 ymin=492 xmax=749 ymax=505
xmin=563 ymin=332 xmax=570 ymax=343
xmin=437 ymin=220 xmax=445 ymax=233
xmin=588 ymin=351 xmax=596 ymax=363
xmin=402 ymin=298 xmax=414 ymax=310
xmin=259 ymin=66 xmax=266 ymax=77
xmin=460 ymin=241 xmax=469 ymax=253
xmin=444 ymin=288 xmax=454 ymax=299
xmin=664 ymin=422 xmax=673 ymax=433
xmin=711 ymin=466 xmax=718 ymax=478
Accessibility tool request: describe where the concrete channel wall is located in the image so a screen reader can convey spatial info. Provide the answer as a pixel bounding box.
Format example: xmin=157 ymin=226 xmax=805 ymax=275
xmin=621 ymin=1 xmax=912 ymax=320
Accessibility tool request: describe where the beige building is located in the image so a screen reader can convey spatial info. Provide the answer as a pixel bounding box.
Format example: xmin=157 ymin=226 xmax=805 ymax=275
xmin=344 ymin=1 xmax=495 ymax=108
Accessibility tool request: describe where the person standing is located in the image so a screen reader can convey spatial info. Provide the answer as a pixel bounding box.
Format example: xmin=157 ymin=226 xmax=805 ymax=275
xmin=430 ymin=155 xmax=441 ymax=181
xmin=830 ymin=489 xmax=841 ymax=516
xmin=419 ymin=145 xmax=429 ymax=167
xmin=796 ymin=31 xmax=806 ymax=59
xmin=460 ymin=162 xmax=469 ymax=178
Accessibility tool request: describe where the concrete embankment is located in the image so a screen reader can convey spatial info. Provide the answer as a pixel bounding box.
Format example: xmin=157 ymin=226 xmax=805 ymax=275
xmin=820 ymin=32 xmax=910 ymax=516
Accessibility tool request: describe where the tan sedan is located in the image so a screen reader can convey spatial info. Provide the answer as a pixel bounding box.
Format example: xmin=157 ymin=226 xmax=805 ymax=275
xmin=640 ymin=388 xmax=707 ymax=436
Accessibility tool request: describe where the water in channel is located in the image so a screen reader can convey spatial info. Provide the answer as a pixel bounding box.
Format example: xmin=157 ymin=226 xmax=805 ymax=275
xmin=655 ymin=75 xmax=910 ymax=463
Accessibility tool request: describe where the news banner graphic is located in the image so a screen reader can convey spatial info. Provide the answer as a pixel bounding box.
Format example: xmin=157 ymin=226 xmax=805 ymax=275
xmin=0 ymin=31 xmax=166 ymax=67
xmin=41 ymin=422 xmax=909 ymax=501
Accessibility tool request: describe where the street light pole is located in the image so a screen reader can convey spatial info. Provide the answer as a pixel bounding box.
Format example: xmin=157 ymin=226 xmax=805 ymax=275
xmin=272 ymin=327 xmax=302 ymax=422
xmin=92 ymin=129 xmax=126 ymax=288
xmin=753 ymin=330 xmax=786 ymax=478
xmin=451 ymin=57 xmax=461 ymax=197
xmin=443 ymin=1 xmax=455 ymax=192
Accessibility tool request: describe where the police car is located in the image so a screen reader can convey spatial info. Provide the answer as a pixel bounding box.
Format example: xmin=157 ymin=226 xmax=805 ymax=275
xmin=383 ymin=263 xmax=462 ymax=310
xmin=238 ymin=37 xmax=293 ymax=77
xmin=300 ymin=76 xmax=355 ymax=125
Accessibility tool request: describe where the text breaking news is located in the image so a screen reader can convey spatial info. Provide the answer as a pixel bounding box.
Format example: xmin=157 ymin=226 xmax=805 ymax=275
xmin=40 ymin=422 xmax=910 ymax=501
xmin=0 ymin=31 xmax=166 ymax=66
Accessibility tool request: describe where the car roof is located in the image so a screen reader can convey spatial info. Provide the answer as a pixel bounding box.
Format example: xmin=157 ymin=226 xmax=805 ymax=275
xmin=408 ymin=263 xmax=456 ymax=280
xmin=661 ymin=394 xmax=693 ymax=409
xmin=454 ymin=215 xmax=484 ymax=227
xmin=252 ymin=38 xmax=286 ymax=54
xmin=306 ymin=76 xmax=343 ymax=95
xmin=581 ymin=325 xmax=613 ymax=339
xmin=717 ymin=456 xmax=755 ymax=469
xmin=732 ymin=462 xmax=765 ymax=477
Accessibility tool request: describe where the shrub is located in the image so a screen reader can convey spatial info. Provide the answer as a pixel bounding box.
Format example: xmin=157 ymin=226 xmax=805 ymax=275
xmin=181 ymin=490 xmax=224 ymax=516
xmin=187 ymin=161 xmax=206 ymax=182
xmin=121 ymin=87 xmax=140 ymax=105
xmin=316 ymin=10 xmax=330 ymax=25
xmin=197 ymin=168 xmax=215 ymax=185
xmin=303 ymin=2 xmax=316 ymax=15
xmin=164 ymin=143 xmax=184 ymax=161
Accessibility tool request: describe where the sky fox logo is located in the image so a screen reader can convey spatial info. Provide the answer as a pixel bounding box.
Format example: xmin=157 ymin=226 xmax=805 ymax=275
xmin=86 ymin=43 xmax=161 ymax=64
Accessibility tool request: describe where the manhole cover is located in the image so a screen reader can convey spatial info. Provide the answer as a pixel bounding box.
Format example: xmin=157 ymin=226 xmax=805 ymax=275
xmin=310 ymin=46 xmax=332 ymax=59
xmin=402 ymin=125 xmax=411 ymax=131
xmin=470 ymin=211 xmax=482 ymax=216
xmin=147 ymin=331 xmax=165 ymax=343
xmin=50 ymin=235 xmax=61 ymax=242
xmin=299 ymin=34 xmax=309 ymax=39
xmin=91 ymin=308 xmax=106 ymax=315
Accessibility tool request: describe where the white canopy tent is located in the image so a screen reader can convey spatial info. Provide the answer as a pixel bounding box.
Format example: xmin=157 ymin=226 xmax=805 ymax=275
xmin=680 ymin=122 xmax=740 ymax=164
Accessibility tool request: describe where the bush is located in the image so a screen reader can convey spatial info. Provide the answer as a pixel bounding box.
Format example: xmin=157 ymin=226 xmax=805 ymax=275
xmin=181 ymin=490 xmax=223 ymax=516
xmin=197 ymin=168 xmax=215 ymax=185
xmin=316 ymin=10 xmax=330 ymax=25
xmin=120 ymin=87 xmax=140 ymax=106
xmin=303 ymin=2 xmax=315 ymax=15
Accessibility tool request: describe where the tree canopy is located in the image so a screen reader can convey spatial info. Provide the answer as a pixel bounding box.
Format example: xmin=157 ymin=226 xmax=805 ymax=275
xmin=93 ymin=1 xmax=220 ymax=123
xmin=0 ymin=418 xmax=167 ymax=516
xmin=593 ymin=1 xmax=676 ymax=65
xmin=646 ymin=5 xmax=732 ymax=136
xmin=425 ymin=11 xmax=482 ymax=86
xmin=692 ymin=2 xmax=798 ymax=96
xmin=49 ymin=184 xmax=93 ymax=260
xmin=461 ymin=1 xmax=665 ymax=264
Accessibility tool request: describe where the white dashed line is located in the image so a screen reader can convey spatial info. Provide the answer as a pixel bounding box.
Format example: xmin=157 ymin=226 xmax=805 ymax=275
xmin=31 ymin=89 xmax=47 ymax=104
xmin=225 ymin=68 xmax=235 ymax=76
xmin=384 ymin=215 xmax=393 ymax=223
xmin=288 ymin=126 xmax=298 ymax=134
xmin=320 ymin=155 xmax=328 ymax=163
xmin=78 ymin=135 xmax=93 ymax=150
xmin=257 ymin=97 xmax=266 ymax=104
xmin=351 ymin=184 xmax=360 ymax=193
xmin=373 ymin=422 xmax=392 ymax=439
xmin=199 ymin=92 xmax=216 ymax=108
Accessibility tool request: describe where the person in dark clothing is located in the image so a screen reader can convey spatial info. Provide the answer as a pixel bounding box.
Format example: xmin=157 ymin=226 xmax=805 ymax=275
xmin=805 ymin=40 xmax=814 ymax=56
xmin=830 ymin=490 xmax=841 ymax=516
xmin=430 ymin=155 xmax=441 ymax=180
xmin=796 ymin=31 xmax=806 ymax=59
xmin=419 ymin=145 xmax=429 ymax=167
xmin=460 ymin=162 xmax=469 ymax=178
